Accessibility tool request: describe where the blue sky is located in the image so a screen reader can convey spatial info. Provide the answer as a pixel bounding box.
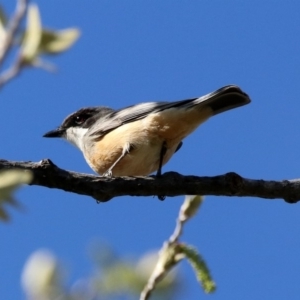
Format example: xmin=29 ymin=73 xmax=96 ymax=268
xmin=1 ymin=1 xmax=300 ymax=299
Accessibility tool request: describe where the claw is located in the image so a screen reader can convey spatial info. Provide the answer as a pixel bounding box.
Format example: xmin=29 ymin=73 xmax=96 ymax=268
xmin=102 ymin=170 xmax=113 ymax=177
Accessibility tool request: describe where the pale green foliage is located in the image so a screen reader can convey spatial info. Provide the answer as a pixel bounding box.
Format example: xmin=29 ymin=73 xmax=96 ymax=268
xmin=149 ymin=241 xmax=215 ymax=295
xmin=0 ymin=5 xmax=7 ymax=25
xmin=21 ymin=245 xmax=178 ymax=300
xmin=91 ymin=244 xmax=178 ymax=299
xmin=21 ymin=4 xmax=80 ymax=65
xmin=177 ymin=196 xmax=216 ymax=293
xmin=0 ymin=169 xmax=32 ymax=221
xmin=22 ymin=4 xmax=42 ymax=62
xmin=39 ymin=29 xmax=80 ymax=54
xmin=179 ymin=244 xmax=216 ymax=293
xmin=180 ymin=195 xmax=204 ymax=222
xmin=155 ymin=242 xmax=184 ymax=273
xmin=141 ymin=194 xmax=215 ymax=298
xmin=22 ymin=250 xmax=63 ymax=300
xmin=0 ymin=5 xmax=6 ymax=45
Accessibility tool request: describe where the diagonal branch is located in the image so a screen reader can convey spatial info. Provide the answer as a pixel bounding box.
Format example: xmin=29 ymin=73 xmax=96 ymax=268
xmin=0 ymin=0 xmax=28 ymax=67
xmin=0 ymin=0 xmax=28 ymax=89
xmin=0 ymin=53 xmax=23 ymax=87
xmin=0 ymin=158 xmax=299 ymax=203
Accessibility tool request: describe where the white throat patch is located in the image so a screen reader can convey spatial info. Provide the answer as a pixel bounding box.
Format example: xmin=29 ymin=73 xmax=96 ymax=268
xmin=65 ymin=127 xmax=88 ymax=152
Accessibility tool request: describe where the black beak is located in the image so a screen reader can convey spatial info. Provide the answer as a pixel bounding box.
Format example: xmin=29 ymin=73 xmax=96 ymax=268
xmin=43 ymin=128 xmax=65 ymax=138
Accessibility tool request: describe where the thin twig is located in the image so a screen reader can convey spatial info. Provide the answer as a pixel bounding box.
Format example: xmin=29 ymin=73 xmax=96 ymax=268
xmin=0 ymin=0 xmax=28 ymax=68
xmin=169 ymin=213 xmax=184 ymax=244
xmin=140 ymin=197 xmax=193 ymax=300
xmin=0 ymin=54 xmax=24 ymax=88
xmin=140 ymin=243 xmax=182 ymax=300
xmin=140 ymin=266 xmax=165 ymax=300
xmin=140 ymin=242 xmax=180 ymax=300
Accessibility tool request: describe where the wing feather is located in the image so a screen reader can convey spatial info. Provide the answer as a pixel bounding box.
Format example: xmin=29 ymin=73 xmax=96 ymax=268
xmin=90 ymin=85 xmax=250 ymax=139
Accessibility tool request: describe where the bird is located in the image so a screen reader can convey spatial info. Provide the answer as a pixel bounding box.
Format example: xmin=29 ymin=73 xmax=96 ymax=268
xmin=43 ymin=85 xmax=250 ymax=177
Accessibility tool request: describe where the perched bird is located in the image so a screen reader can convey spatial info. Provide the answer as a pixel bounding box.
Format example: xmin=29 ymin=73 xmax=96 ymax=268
xmin=44 ymin=85 xmax=250 ymax=177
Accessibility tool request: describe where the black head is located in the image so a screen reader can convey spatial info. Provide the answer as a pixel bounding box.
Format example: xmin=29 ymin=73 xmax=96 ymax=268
xmin=43 ymin=106 xmax=114 ymax=138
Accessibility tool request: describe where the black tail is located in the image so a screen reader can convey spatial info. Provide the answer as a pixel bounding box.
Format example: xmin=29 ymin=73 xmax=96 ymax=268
xmin=193 ymin=85 xmax=251 ymax=115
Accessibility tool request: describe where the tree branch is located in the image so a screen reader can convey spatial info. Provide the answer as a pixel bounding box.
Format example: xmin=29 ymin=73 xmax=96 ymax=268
xmin=0 ymin=158 xmax=299 ymax=203
xmin=0 ymin=54 xmax=24 ymax=88
xmin=0 ymin=0 xmax=28 ymax=89
xmin=140 ymin=196 xmax=205 ymax=300
xmin=0 ymin=0 xmax=28 ymax=67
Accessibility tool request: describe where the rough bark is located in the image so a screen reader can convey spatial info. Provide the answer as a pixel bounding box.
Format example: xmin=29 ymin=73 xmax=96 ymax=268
xmin=0 ymin=159 xmax=299 ymax=203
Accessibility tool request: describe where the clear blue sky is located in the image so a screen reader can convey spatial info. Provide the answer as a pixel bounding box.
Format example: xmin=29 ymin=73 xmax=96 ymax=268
xmin=1 ymin=1 xmax=300 ymax=299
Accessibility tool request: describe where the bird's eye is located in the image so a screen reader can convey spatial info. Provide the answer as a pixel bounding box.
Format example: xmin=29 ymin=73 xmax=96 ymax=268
xmin=74 ymin=115 xmax=86 ymax=125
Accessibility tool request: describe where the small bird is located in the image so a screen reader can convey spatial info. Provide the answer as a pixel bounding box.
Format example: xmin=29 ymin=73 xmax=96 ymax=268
xmin=44 ymin=85 xmax=250 ymax=177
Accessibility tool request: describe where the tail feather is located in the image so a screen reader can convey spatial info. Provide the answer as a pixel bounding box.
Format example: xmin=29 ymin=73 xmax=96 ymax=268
xmin=193 ymin=85 xmax=251 ymax=115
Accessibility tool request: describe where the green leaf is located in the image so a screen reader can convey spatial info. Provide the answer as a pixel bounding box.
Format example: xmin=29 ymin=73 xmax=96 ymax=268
xmin=0 ymin=207 xmax=9 ymax=221
xmin=0 ymin=5 xmax=7 ymax=42
xmin=179 ymin=195 xmax=204 ymax=222
xmin=0 ymin=5 xmax=7 ymax=26
xmin=0 ymin=170 xmax=32 ymax=221
xmin=93 ymin=249 xmax=178 ymax=297
xmin=22 ymin=250 xmax=63 ymax=299
xmin=21 ymin=4 xmax=42 ymax=62
xmin=179 ymin=243 xmax=216 ymax=293
xmin=39 ymin=28 xmax=80 ymax=54
xmin=157 ymin=242 xmax=184 ymax=271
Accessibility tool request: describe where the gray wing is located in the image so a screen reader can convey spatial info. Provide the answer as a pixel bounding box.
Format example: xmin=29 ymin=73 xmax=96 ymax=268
xmin=89 ymin=100 xmax=181 ymax=139
xmin=89 ymin=85 xmax=250 ymax=139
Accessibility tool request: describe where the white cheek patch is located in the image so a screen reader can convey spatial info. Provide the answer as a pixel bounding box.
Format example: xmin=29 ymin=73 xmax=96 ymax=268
xmin=65 ymin=127 xmax=88 ymax=151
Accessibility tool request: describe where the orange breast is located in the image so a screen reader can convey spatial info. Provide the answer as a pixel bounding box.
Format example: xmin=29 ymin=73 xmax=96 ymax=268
xmin=85 ymin=106 xmax=212 ymax=176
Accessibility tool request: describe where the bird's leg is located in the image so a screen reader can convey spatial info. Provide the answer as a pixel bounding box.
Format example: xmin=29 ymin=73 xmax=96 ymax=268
xmin=102 ymin=143 xmax=132 ymax=177
xmin=175 ymin=141 xmax=183 ymax=153
xmin=156 ymin=141 xmax=168 ymax=201
xmin=156 ymin=141 xmax=167 ymax=177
